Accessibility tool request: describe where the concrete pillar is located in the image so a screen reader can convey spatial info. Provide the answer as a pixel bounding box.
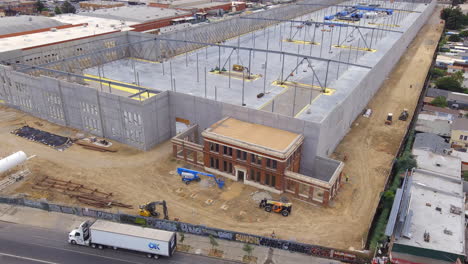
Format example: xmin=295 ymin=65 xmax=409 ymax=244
xmin=173 ymin=144 xmax=177 ymax=158
xmin=309 ymin=186 xmax=314 ymax=201
xmin=323 ymin=190 xmax=330 ymax=206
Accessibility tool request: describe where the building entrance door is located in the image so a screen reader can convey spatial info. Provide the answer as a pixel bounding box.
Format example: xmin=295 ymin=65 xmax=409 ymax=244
xmin=237 ymin=169 xmax=245 ymax=181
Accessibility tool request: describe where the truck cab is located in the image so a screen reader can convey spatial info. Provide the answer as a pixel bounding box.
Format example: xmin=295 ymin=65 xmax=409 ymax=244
xmin=68 ymin=220 xmax=91 ymax=246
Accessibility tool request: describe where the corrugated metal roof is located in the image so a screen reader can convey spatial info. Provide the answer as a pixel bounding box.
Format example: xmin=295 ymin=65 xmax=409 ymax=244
xmin=385 ymin=188 xmax=403 ymax=236
xmin=426 ymin=88 xmax=449 ymax=98
xmin=0 ymin=16 xmax=65 ymax=36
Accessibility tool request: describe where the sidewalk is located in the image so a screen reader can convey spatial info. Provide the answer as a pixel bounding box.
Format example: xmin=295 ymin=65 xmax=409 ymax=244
xmin=0 ymin=204 xmax=341 ymax=264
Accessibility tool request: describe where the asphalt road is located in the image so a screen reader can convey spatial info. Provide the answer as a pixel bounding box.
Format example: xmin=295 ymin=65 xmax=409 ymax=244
xmin=0 ymin=221 xmax=238 ymax=264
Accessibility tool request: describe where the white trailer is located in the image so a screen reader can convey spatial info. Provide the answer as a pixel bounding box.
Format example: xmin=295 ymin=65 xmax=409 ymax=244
xmin=68 ymin=220 xmax=176 ymax=259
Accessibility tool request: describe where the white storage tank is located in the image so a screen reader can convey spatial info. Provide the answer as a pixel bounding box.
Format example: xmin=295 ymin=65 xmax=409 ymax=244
xmin=0 ymin=151 xmax=27 ymax=174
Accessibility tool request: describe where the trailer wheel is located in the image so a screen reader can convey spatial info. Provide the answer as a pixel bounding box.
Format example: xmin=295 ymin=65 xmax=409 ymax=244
xmin=154 ymin=255 xmax=159 ymax=259
xmin=185 ymin=181 xmax=190 ymax=185
xmin=264 ymin=206 xmax=272 ymax=212
xmin=196 ymin=178 xmax=201 ymax=182
xmin=281 ymin=210 xmax=289 ymax=217
xmin=70 ymin=240 xmax=77 ymax=245
xmin=91 ymin=244 xmax=97 ymax=248
xmin=147 ymin=254 xmax=153 ymax=258
xmin=98 ymin=245 xmax=104 ymax=250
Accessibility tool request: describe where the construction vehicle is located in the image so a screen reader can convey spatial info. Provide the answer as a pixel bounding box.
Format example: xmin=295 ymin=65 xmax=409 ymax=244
xmin=385 ymin=113 xmax=393 ymax=125
xmin=139 ymin=201 xmax=169 ymax=220
xmin=232 ymin=64 xmax=245 ymax=72
xmin=399 ymin=109 xmax=409 ymax=121
xmin=177 ymin=167 xmax=225 ymax=189
xmin=259 ymin=198 xmax=292 ymax=217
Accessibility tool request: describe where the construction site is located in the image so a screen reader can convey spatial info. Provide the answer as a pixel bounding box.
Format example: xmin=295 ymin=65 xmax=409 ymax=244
xmin=0 ymin=0 xmax=440 ymax=253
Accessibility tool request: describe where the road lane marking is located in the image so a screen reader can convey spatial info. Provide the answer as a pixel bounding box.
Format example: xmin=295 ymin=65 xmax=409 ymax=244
xmin=0 ymin=252 xmax=59 ymax=264
xmin=0 ymin=239 xmax=147 ymax=264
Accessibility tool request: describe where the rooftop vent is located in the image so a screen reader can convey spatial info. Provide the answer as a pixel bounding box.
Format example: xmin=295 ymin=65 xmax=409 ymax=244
xmin=435 ymin=163 xmax=441 ymax=167
xmin=423 ymin=231 xmax=430 ymax=242
xmin=450 ymin=205 xmax=462 ymax=215
xmin=443 ymin=228 xmax=453 ymax=236
xmin=435 ymin=207 xmax=442 ymax=212
xmin=50 ymin=28 xmax=57 ymax=32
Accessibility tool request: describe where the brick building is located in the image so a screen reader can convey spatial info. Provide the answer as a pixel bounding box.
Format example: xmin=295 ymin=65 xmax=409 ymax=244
xmin=79 ymin=1 xmax=125 ymax=11
xmin=172 ymin=117 xmax=344 ymax=206
xmin=0 ymin=0 xmax=36 ymax=16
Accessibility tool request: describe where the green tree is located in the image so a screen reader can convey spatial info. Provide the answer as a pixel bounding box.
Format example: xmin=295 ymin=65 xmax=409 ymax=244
xmin=449 ymin=34 xmax=462 ymax=42
xmin=435 ymin=76 xmax=464 ymax=92
xmin=60 ymin=1 xmax=75 ymax=14
xmin=209 ymin=235 xmax=218 ymax=250
xmin=430 ymin=68 xmax=446 ymax=79
xmin=54 ymin=6 xmax=61 ymax=14
xmin=441 ymin=7 xmax=465 ymax=29
xmin=453 ymin=70 xmax=465 ymax=83
xmin=395 ymin=152 xmax=417 ymax=173
xmin=459 ymin=30 xmax=468 ymax=37
xmin=242 ymin=243 xmax=254 ymax=256
xmin=35 ymin=0 xmax=45 ymax=12
xmin=431 ymin=96 xmax=448 ymax=107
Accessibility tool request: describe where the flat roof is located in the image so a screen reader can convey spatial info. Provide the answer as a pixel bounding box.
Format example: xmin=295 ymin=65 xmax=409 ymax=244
xmin=91 ymin=220 xmax=174 ymax=241
xmin=412 ymin=133 xmax=450 ymax=155
xmin=393 ymin=169 xmax=464 ymax=256
xmin=414 ymin=119 xmax=452 ymax=137
xmin=203 ymin=117 xmax=303 ymax=154
xmin=0 ymin=15 xmax=138 ymax=52
xmin=79 ymin=6 xmax=190 ymax=23
xmin=0 ymin=16 xmax=65 ymax=36
xmin=412 ymin=149 xmax=461 ymax=178
xmin=453 ymin=117 xmax=468 ymax=131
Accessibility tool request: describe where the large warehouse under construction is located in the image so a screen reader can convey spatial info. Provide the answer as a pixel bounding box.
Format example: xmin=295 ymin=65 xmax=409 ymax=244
xmin=0 ymin=0 xmax=435 ymax=204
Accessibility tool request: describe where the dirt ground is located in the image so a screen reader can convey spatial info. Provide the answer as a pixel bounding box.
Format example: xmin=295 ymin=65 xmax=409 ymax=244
xmin=0 ymin=9 xmax=443 ymax=251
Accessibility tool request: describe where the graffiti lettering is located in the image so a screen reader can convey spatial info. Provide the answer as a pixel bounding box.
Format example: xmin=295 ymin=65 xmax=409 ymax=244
xmin=217 ymin=231 xmax=233 ymax=240
xmin=235 ymin=234 xmax=260 ymax=245
xmin=0 ymin=197 xmax=366 ymax=263
xmin=180 ymin=223 xmax=202 ymax=235
xmin=152 ymin=220 xmax=178 ymax=232
xmin=48 ymin=204 xmax=62 ymax=213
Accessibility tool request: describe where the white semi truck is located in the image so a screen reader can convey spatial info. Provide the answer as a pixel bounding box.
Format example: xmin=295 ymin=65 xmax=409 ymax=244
xmin=68 ymin=220 xmax=177 ymax=259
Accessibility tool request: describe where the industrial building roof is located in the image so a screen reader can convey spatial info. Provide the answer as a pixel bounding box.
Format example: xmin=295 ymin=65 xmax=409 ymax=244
xmin=414 ymin=118 xmax=451 ymax=137
xmin=202 ymin=117 xmax=303 ymax=155
xmin=413 ymin=132 xmax=450 ymax=155
xmin=452 ymin=117 xmax=468 ymax=131
xmin=0 ymin=15 xmax=138 ymax=52
xmin=91 ymin=220 xmax=175 ymax=241
xmin=0 ymin=16 xmax=65 ymax=36
xmin=426 ymin=88 xmax=449 ymax=99
xmin=448 ymin=92 xmax=468 ymax=103
xmin=390 ymin=169 xmax=464 ymax=257
xmin=80 ymin=6 xmax=190 ymax=23
xmin=411 ymin=149 xmax=461 ymax=178
xmin=422 ymin=105 xmax=459 ymax=116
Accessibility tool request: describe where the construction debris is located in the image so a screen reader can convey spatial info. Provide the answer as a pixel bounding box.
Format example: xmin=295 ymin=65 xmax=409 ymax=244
xmin=0 ymin=169 xmax=31 ymax=192
xmin=12 ymin=126 xmax=72 ymax=151
xmin=32 ymin=176 xmax=131 ymax=209
xmin=75 ymin=138 xmax=117 ymax=152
